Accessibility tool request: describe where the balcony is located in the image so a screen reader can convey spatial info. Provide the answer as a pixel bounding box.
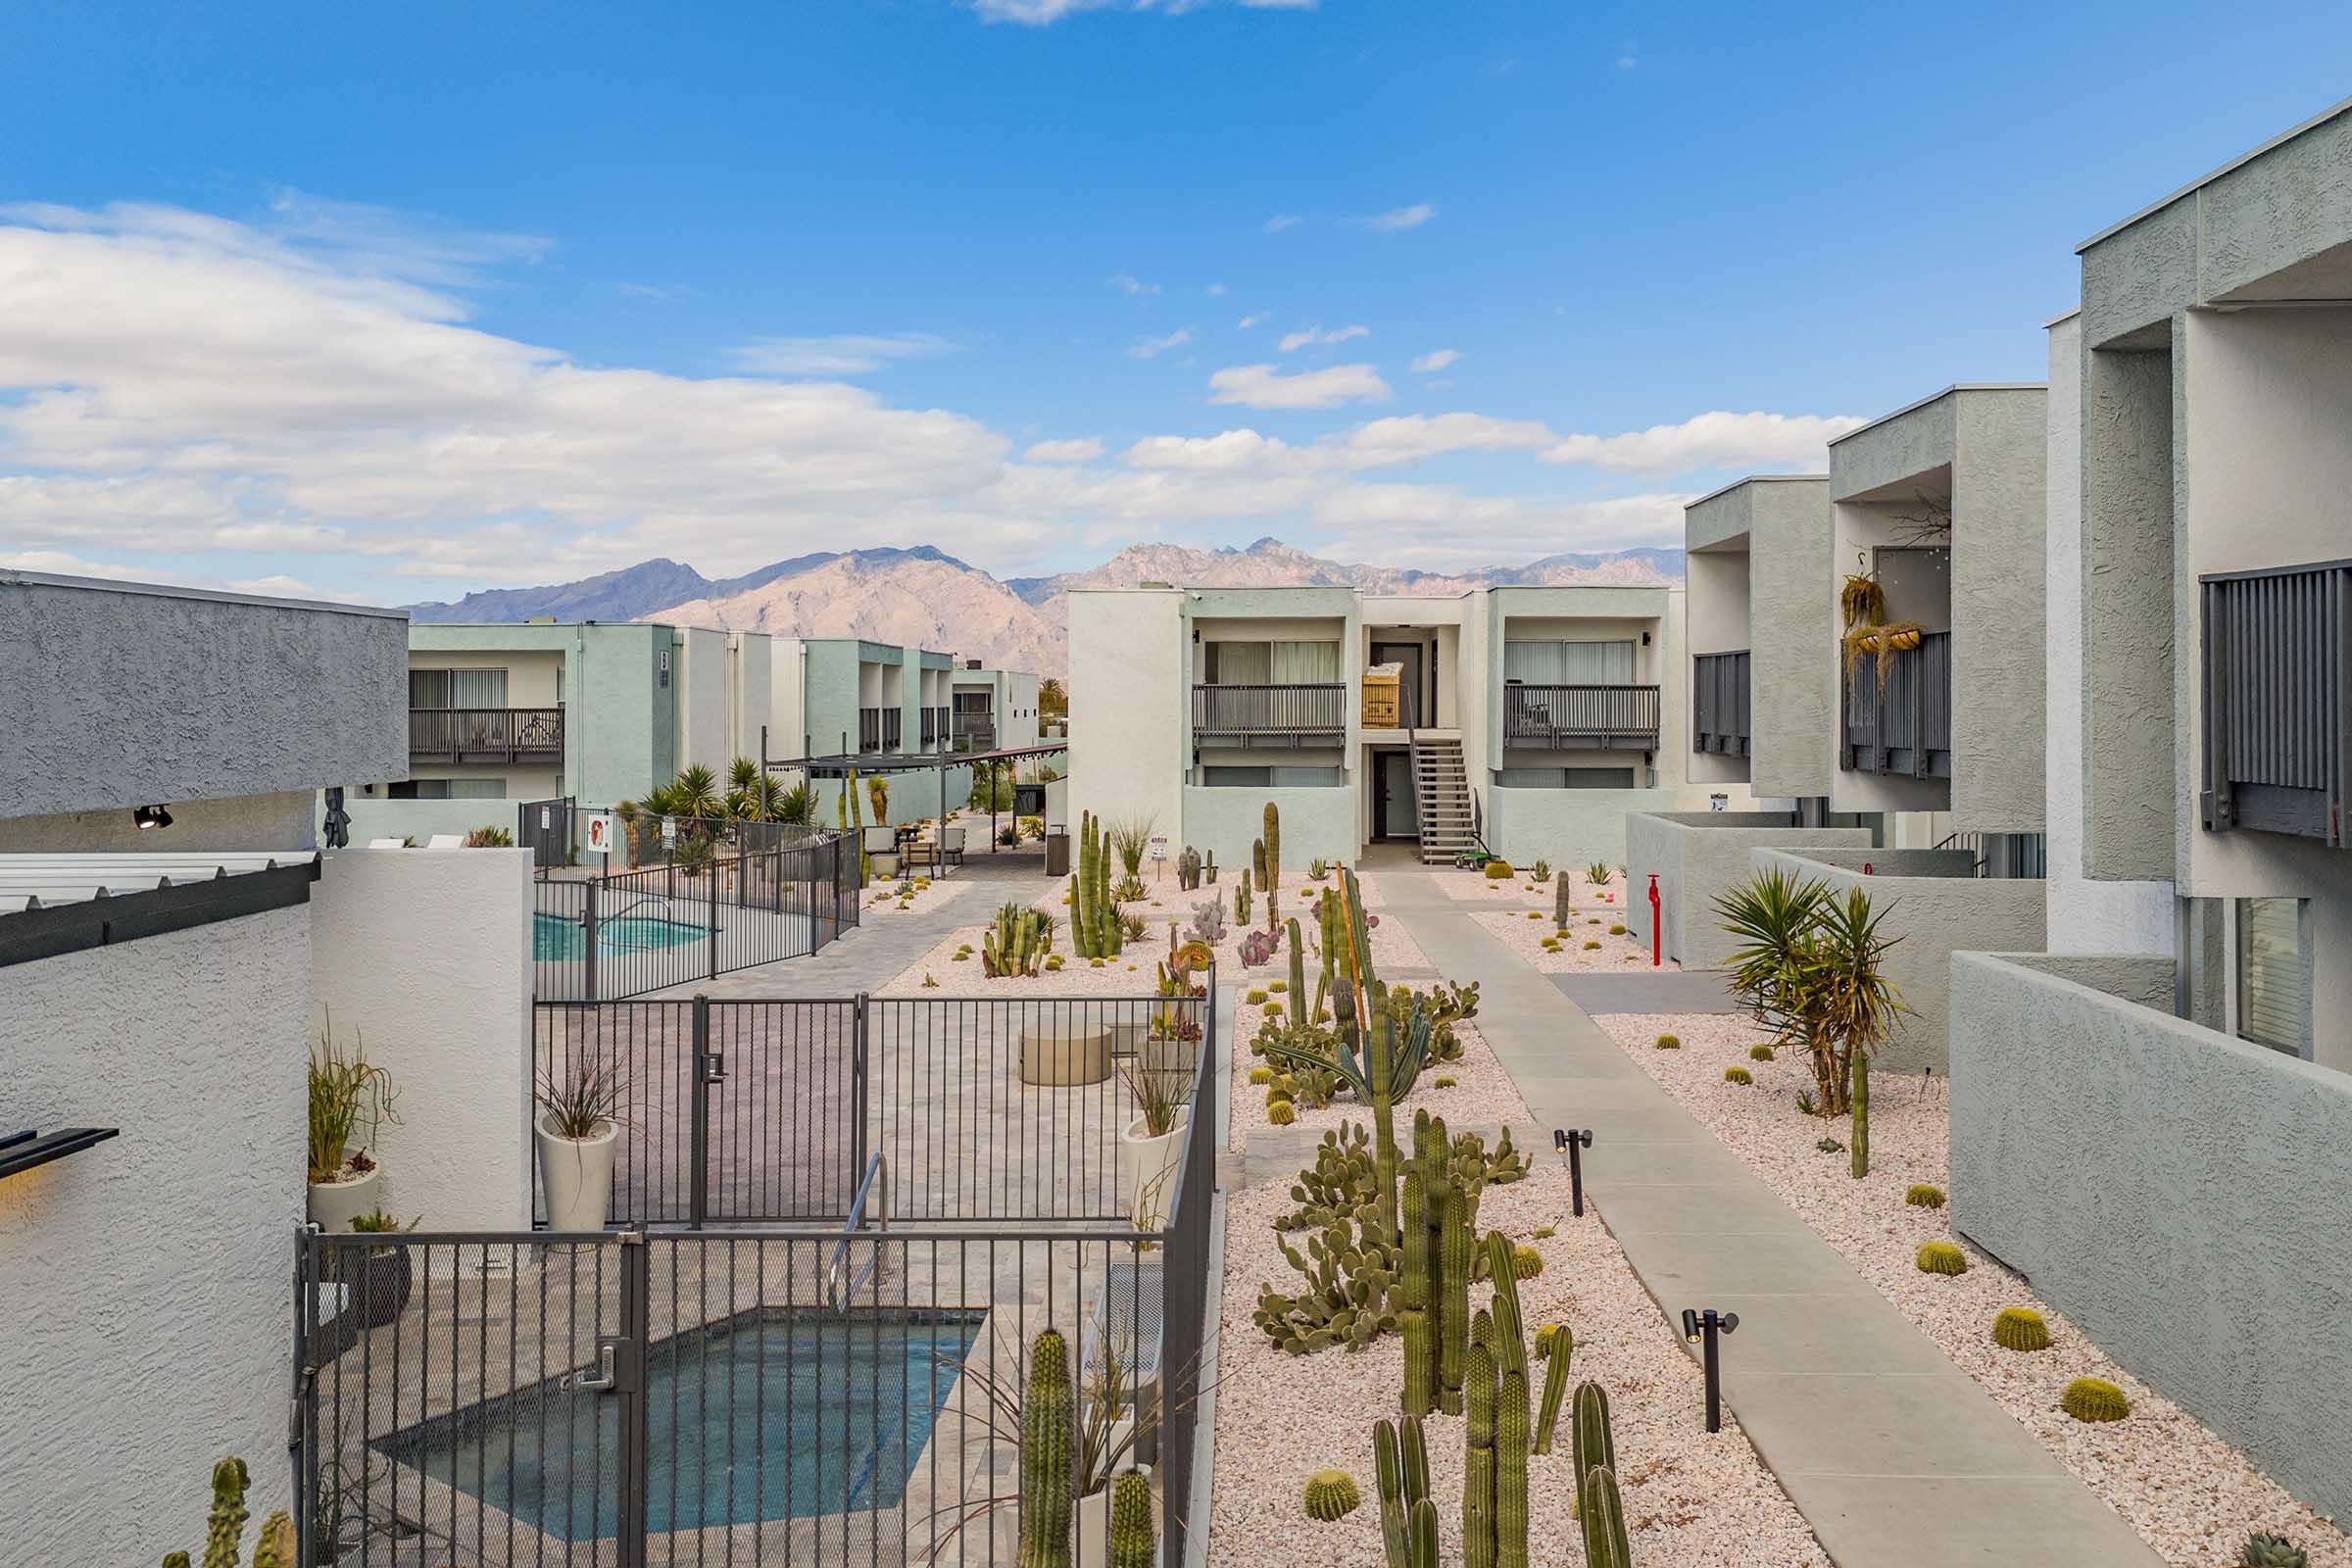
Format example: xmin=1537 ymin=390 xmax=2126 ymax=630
xmin=1841 ymin=631 xmax=1951 ymax=778
xmin=1192 ymin=682 xmax=1347 ymax=746
xmin=1692 ymin=652 xmax=1751 ymax=758
xmin=858 ymin=707 xmax=903 ymax=754
xmin=952 ymin=711 xmax=997 ymax=752
xmin=1501 ymin=684 xmax=1660 ymax=750
xmin=918 ymin=705 xmax=952 ymax=750
xmin=408 ymin=707 xmax=564 ymax=763
xmin=2201 ymin=561 xmax=2349 ymax=846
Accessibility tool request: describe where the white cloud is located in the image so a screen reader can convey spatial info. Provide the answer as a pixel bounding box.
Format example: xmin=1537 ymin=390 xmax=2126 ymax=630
xmin=1207 ymin=363 xmax=1392 ymax=411
xmin=1411 ymin=349 xmax=1463 ymax=373
xmin=1023 ymin=438 xmax=1105 ymax=464
xmin=1262 ymin=215 xmax=1305 ymax=233
xmin=1615 ymin=53 xmax=1638 ymax=69
xmin=1206 ymin=282 xmax=1227 ymax=296
xmin=724 ymin=332 xmax=956 ymax=375
xmin=1542 ymin=411 xmax=1864 ymax=475
xmin=1277 ymin=323 xmax=1370 ymax=352
xmin=1128 ymin=326 xmax=1196 ymax=360
xmin=1355 ymin=203 xmax=1435 ymax=232
xmin=1237 ymin=311 xmax=1272 ymax=329
xmin=1106 ymin=272 xmax=1160 ymax=295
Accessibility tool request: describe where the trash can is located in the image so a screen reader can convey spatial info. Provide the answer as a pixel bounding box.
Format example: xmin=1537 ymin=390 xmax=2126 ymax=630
xmin=1045 ymin=824 xmax=1070 ymax=877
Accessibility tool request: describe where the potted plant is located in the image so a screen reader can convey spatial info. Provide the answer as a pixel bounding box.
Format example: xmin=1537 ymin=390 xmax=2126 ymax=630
xmin=344 ymin=1205 xmax=417 ymax=1329
xmin=536 ymin=1054 xmax=624 ymax=1232
xmin=1119 ymin=1050 xmax=1190 ymax=1232
xmin=308 ymin=1018 xmax=399 ymax=1232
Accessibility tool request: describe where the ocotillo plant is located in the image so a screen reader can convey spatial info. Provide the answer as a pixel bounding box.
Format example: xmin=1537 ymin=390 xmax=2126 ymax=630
xmin=1263 ymin=800 xmax=1282 ymax=931
xmin=1019 ymin=1331 xmax=1077 ymax=1568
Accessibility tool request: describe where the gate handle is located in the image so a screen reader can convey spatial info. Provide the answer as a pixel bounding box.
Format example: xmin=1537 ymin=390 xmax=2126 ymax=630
xmin=567 ymin=1338 xmax=620 ymax=1392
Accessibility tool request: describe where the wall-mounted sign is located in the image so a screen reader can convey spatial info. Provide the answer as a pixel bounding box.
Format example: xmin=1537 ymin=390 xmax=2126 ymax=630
xmin=659 ymin=649 xmax=671 ymax=689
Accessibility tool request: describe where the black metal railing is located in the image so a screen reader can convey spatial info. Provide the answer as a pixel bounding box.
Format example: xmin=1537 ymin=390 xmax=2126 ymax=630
xmin=1693 ymin=652 xmax=1751 ymax=757
xmin=1842 ymin=631 xmax=1952 ymax=779
xmin=952 ymin=711 xmax=997 ymax=751
xmin=1191 ymin=682 xmax=1347 ymax=737
xmin=296 ymin=997 xmax=1219 ymax=1568
xmin=531 ymin=830 xmax=859 ymax=1002
xmin=2201 ymin=560 xmax=2350 ymax=845
xmin=858 ymin=707 xmax=904 ymax=754
xmin=917 ymin=706 xmax=952 ymax=750
xmin=1501 ymin=684 xmax=1661 ymax=748
xmin=409 ymin=706 xmax=564 ymax=762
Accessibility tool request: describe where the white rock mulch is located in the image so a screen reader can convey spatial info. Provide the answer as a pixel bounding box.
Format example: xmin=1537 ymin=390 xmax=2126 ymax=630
xmin=1209 ymin=1157 xmax=1831 ymax=1568
xmin=873 ymin=920 xmax=1178 ymax=997
xmin=1432 ymin=866 xmax=1634 ymax=911
xmin=1228 ymin=1008 xmax=1526 ymax=1149
xmin=857 ymin=874 xmax=976 ymax=921
xmin=1592 ymin=1009 xmax=2349 ymax=1568
xmin=1468 ymin=907 xmax=1677 ymax=974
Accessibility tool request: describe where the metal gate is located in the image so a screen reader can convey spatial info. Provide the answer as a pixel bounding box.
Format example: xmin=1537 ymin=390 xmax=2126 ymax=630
xmin=516 ymin=797 xmax=575 ymax=871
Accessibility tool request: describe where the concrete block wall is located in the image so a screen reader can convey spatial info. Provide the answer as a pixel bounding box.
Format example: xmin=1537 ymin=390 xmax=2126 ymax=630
xmin=1950 ymin=951 xmax=2352 ymax=1521
xmin=1626 ymin=811 xmax=1876 ymax=969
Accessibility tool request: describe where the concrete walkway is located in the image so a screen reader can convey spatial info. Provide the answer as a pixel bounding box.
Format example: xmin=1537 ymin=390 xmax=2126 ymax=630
xmin=1378 ymin=869 xmax=2161 ymax=1568
xmin=1549 ymin=968 xmax=1744 ymax=1014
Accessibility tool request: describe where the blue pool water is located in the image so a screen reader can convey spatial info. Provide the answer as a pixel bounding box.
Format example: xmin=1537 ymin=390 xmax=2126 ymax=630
xmin=532 ymin=910 xmax=708 ymax=962
xmin=377 ymin=1309 xmax=982 ymax=1534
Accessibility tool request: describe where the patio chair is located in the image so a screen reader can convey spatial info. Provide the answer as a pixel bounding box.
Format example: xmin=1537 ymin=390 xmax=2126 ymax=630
xmin=366 ymin=838 xmax=405 ymax=849
xmin=940 ymin=825 xmax=966 ymax=867
xmin=424 ymin=834 xmax=466 ymax=850
xmin=862 ymin=823 xmax=899 ymax=880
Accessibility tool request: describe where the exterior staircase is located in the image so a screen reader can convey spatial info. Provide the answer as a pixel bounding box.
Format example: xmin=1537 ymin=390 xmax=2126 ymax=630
xmin=1409 ymin=737 xmax=1478 ymax=864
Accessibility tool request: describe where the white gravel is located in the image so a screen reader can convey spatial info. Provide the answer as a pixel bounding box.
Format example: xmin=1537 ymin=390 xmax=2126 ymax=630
xmin=874 ymin=918 xmax=1179 ymax=997
xmin=1592 ymin=1009 xmax=2349 ymax=1568
xmin=857 ymin=874 xmax=976 ymax=921
xmin=1210 ymin=1157 xmax=1831 ymax=1568
xmin=1467 ymin=907 xmax=1678 ymax=974
xmin=1229 ymin=1006 xmax=1527 ymax=1148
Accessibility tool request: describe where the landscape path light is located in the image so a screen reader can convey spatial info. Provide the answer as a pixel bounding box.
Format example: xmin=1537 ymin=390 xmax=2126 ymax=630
xmin=1681 ymin=1307 xmax=1740 ymax=1433
xmin=1552 ymin=1126 xmax=1592 ymax=1217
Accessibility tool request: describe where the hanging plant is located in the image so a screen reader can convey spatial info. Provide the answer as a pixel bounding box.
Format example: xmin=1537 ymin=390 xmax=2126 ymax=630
xmin=1841 ymin=625 xmax=1883 ymax=691
xmin=1839 ymin=573 xmax=1886 ymax=631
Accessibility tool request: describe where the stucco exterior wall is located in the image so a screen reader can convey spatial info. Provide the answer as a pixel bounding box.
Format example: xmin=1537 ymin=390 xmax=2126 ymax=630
xmin=1948 ymin=952 xmax=2352 ymax=1520
xmin=1486 ymin=785 xmax=1674 ymax=869
xmin=1949 ymin=389 xmax=2048 ymax=833
xmin=1745 ymin=478 xmax=1837 ymax=800
xmin=2042 ymin=313 xmax=2176 ymax=956
xmin=0 ymin=788 xmax=318 ymax=854
xmin=0 ymin=572 xmax=406 ymax=821
xmin=309 ymin=848 xmax=534 ymax=1230
xmin=0 ymin=905 xmax=310 ymax=1564
xmin=1069 ymin=590 xmax=1186 ymax=847
xmin=1183 ymin=783 xmax=1354 ymax=873
xmin=1626 ymin=811 xmax=1875 ymax=969
xmin=411 ymin=623 xmax=680 ymax=807
xmin=727 ymin=633 xmax=773 ymax=760
xmin=674 ymin=626 xmax=731 ymax=772
xmin=1751 ymin=847 xmax=2045 ymax=1070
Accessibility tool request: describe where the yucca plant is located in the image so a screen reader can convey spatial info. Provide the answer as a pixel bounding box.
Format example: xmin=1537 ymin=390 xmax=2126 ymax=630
xmin=1717 ymin=871 xmax=1908 ymax=1126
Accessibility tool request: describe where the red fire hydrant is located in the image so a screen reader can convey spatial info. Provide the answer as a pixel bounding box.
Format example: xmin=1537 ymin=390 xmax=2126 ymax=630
xmin=1647 ymin=872 xmax=1662 ymax=967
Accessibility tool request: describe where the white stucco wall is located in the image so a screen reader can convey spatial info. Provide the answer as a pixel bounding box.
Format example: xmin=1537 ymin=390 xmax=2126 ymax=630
xmin=675 ymin=626 xmax=732 ymax=772
xmin=727 ymin=632 xmax=773 ymax=761
xmin=2043 ymin=312 xmax=2174 ymax=956
xmin=767 ymin=638 xmax=810 ymax=760
xmin=1069 ymin=589 xmax=1186 ymax=844
xmin=309 ymin=848 xmax=535 ymax=1230
xmin=0 ymin=906 xmax=310 ymax=1565
xmin=0 ymin=788 xmax=318 ymax=855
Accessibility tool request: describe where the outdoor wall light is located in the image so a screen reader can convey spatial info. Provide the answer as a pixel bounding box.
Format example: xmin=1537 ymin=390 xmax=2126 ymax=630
xmin=132 ymin=804 xmax=173 ymax=831
xmin=1680 ymin=1307 xmax=1740 ymax=1432
xmin=1552 ymin=1127 xmax=1592 ymax=1217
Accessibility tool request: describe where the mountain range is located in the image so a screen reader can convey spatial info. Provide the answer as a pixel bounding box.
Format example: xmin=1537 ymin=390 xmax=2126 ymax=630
xmin=406 ymin=538 xmax=1686 ymax=677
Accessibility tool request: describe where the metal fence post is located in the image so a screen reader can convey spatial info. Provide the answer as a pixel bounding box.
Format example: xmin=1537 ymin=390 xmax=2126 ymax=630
xmin=852 ymin=993 xmax=870 ymax=1210
xmin=690 ymin=995 xmax=711 ymax=1228
xmin=616 ymin=1230 xmax=651 ymax=1568
xmin=583 ymin=879 xmax=600 ymax=1004
xmin=707 ymin=851 xmax=720 ymax=982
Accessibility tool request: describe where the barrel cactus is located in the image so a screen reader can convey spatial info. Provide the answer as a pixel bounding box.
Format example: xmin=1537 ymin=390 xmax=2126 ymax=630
xmin=2061 ymin=1376 xmax=2131 ymax=1423
xmin=1723 ymin=1066 xmax=1752 ymax=1085
xmin=1510 ymin=1245 xmax=1543 ymax=1280
xmin=1991 ymin=1306 xmax=2051 ymax=1352
xmin=1268 ymin=1100 xmax=1298 ymax=1126
xmin=1019 ymin=1331 xmax=1077 ymax=1568
xmin=2242 ymin=1533 xmax=2310 ymax=1567
xmin=1916 ymin=1240 xmax=1968 ymax=1276
xmin=1905 ymin=1183 xmax=1946 ymax=1209
xmin=1303 ymin=1468 xmax=1362 ymax=1522
xmin=1654 ymin=1033 xmax=1680 ymax=1050
xmin=1748 ymin=1043 xmax=1776 ymax=1061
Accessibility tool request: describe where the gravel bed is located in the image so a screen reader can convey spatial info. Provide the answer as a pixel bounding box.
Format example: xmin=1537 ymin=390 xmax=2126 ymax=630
xmin=1431 ymin=867 xmax=1633 ymax=913
xmin=1592 ymin=1009 xmax=2348 ymax=1567
xmin=1468 ymin=908 xmax=1677 ymax=973
xmin=1228 ymin=1011 xmax=1528 ymax=1148
xmin=873 ymin=921 xmax=1178 ymax=997
xmin=1209 ymin=1157 xmax=1830 ymax=1567
xmin=856 ymin=875 xmax=975 ymax=921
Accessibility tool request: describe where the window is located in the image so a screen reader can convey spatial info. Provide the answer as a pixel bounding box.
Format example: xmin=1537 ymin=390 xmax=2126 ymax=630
xmin=1204 ymin=640 xmax=1343 ymax=683
xmin=387 ymin=778 xmax=509 ymax=801
xmin=1495 ymin=766 xmax=1637 ymax=789
xmin=409 ymin=668 xmax=509 ymax=709
xmin=2236 ymin=898 xmax=2311 ymax=1057
xmin=1502 ymin=640 xmax=1635 ymax=685
xmin=1200 ymin=765 xmax=1343 ymax=787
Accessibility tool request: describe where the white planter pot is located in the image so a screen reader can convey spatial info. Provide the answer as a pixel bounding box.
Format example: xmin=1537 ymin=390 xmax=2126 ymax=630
xmin=536 ymin=1114 xmax=618 ymax=1232
xmin=1122 ymin=1110 xmax=1189 ymax=1232
xmin=308 ymin=1163 xmax=380 ymax=1233
xmin=1077 ymin=1464 xmax=1155 ymax=1568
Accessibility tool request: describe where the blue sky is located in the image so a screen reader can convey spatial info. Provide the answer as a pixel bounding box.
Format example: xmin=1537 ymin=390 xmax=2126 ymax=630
xmin=1 ymin=1 xmax=2347 ymax=603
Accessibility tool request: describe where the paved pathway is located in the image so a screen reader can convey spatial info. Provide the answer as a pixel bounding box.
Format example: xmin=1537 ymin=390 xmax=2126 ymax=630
xmin=1548 ymin=968 xmax=1743 ymax=1014
xmin=1377 ymin=869 xmax=2162 ymax=1568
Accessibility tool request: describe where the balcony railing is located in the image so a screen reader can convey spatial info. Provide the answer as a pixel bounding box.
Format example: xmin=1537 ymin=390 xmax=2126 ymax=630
xmin=2201 ymin=560 xmax=2350 ymax=846
xmin=409 ymin=707 xmax=564 ymax=762
xmin=1192 ymin=682 xmax=1347 ymax=745
xmin=858 ymin=707 xmax=903 ymax=754
xmin=952 ymin=711 xmax=997 ymax=751
xmin=1841 ymin=630 xmax=1952 ymax=778
xmin=918 ymin=705 xmax=952 ymax=750
xmin=1501 ymin=684 xmax=1661 ymax=749
xmin=1693 ymin=652 xmax=1752 ymax=758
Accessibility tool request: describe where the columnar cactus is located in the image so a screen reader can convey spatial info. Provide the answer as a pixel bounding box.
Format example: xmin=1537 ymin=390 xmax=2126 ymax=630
xmin=1252 ymin=836 xmax=1267 ymax=893
xmin=250 ymin=1512 xmax=294 ymax=1568
xmin=161 ymin=1456 xmax=256 ymax=1568
xmin=1462 ymin=1333 xmax=1496 ymax=1568
xmin=1071 ymin=812 xmax=1125 ymax=959
xmin=1263 ymin=801 xmax=1282 ymax=931
xmin=1287 ymin=917 xmax=1308 ymax=1016
xmin=1850 ymin=1047 xmax=1870 ymax=1178
xmin=1482 ymin=1232 xmax=1532 ymax=1568
xmin=1397 ymin=1159 xmax=1434 ymax=1416
xmin=983 ymin=900 xmax=1050 ymax=977
xmin=1108 ymin=1471 xmax=1156 ymax=1568
xmin=1533 ymin=1325 xmax=1573 ymax=1453
xmin=1440 ymin=1186 xmax=1470 ymax=1415
xmin=1373 ymin=1416 xmax=1432 ymax=1568
xmin=1578 ymin=1465 xmax=1633 ymax=1568
xmin=1553 ymin=869 xmax=1571 ymax=930
xmin=1236 ymin=878 xmax=1252 ymax=925
xmin=1570 ymin=1382 xmax=1616 ymax=1501
xmin=1018 ymin=1331 xmax=1077 ymax=1568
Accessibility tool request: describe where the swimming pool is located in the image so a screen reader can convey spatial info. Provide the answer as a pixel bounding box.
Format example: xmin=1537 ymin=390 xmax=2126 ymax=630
xmin=377 ymin=1308 xmax=982 ymax=1534
xmin=532 ymin=910 xmax=708 ymax=962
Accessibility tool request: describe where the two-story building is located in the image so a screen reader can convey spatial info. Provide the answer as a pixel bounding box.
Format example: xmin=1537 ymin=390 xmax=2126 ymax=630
xmin=1069 ymin=580 xmax=1729 ymax=872
xmin=950 ymin=661 xmax=1043 ymax=754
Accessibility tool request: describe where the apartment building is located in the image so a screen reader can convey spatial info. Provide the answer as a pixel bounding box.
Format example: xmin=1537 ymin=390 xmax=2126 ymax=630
xmin=950 ymin=661 xmax=1043 ymax=753
xmin=1945 ymin=98 xmax=2352 ymax=1524
xmin=1069 ymin=581 xmax=1729 ymax=871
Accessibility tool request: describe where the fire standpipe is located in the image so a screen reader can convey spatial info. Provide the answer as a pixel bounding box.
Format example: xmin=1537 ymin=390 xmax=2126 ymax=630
xmin=1647 ymin=872 xmax=1662 ymax=967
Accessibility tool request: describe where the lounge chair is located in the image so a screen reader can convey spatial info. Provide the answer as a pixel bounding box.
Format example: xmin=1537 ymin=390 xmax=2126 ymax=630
xmin=424 ymin=834 xmax=466 ymax=850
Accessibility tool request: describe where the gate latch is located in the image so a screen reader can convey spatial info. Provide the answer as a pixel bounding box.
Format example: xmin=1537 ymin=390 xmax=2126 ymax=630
xmin=702 ymin=1049 xmax=725 ymax=1085
xmin=566 ymin=1336 xmax=627 ymax=1393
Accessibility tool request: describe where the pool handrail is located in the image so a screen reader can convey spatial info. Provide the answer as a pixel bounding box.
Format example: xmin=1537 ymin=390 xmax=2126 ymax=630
xmin=823 ymin=1152 xmax=889 ymax=1308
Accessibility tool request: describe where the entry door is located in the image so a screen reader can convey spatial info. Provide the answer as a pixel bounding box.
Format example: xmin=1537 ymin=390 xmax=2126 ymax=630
xmin=1372 ymin=643 xmax=1425 ymax=728
xmin=1380 ymin=752 xmax=1418 ymax=839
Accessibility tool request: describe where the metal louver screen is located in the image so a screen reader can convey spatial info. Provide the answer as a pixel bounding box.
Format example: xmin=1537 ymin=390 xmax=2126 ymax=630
xmin=2237 ymin=897 xmax=2310 ymax=1057
xmin=2200 ymin=561 xmax=2350 ymax=845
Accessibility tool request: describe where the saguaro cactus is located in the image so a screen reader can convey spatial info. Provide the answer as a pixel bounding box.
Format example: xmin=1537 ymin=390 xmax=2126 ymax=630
xmin=1019 ymin=1331 xmax=1077 ymax=1568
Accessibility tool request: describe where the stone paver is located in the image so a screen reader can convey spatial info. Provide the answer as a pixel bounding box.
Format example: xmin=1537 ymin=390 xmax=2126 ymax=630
xmin=1375 ymin=868 xmax=2163 ymax=1568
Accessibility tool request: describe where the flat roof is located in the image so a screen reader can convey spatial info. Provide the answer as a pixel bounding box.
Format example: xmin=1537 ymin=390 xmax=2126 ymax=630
xmin=2078 ymin=94 xmax=2352 ymax=254
xmin=1685 ymin=472 xmax=1827 ymax=512
xmin=1828 ymin=383 xmax=2046 ymax=448
xmin=0 ymin=851 xmax=319 ymax=916
xmin=0 ymin=567 xmax=407 ymax=620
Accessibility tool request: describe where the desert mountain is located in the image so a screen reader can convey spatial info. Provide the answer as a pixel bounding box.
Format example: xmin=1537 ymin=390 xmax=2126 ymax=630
xmin=404 ymin=537 xmax=1683 ymax=678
